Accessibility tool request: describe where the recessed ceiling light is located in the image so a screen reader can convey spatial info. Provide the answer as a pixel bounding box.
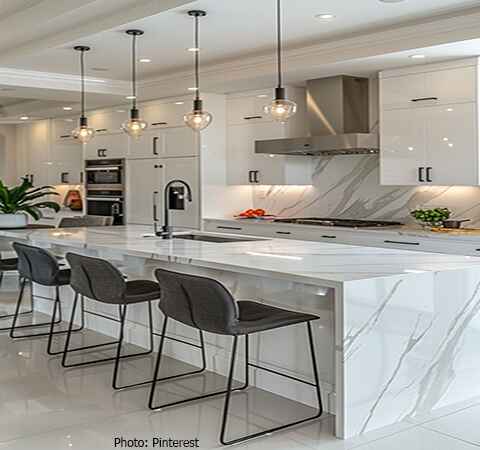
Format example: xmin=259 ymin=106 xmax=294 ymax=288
xmin=257 ymin=94 xmax=269 ymax=98
xmin=188 ymin=87 xmax=198 ymax=91
xmin=139 ymin=58 xmax=151 ymax=63
xmin=410 ymin=54 xmax=426 ymax=59
xmin=446 ymin=108 xmax=454 ymax=112
xmin=125 ymin=95 xmax=136 ymax=99
xmin=63 ymin=106 xmax=73 ymax=111
xmin=20 ymin=116 xmax=29 ymax=120
xmin=174 ymin=101 xmax=185 ymax=105
xmin=315 ymin=13 xmax=335 ymax=21
xmin=187 ymin=47 xmax=200 ymax=52
xmin=91 ymin=67 xmax=109 ymax=72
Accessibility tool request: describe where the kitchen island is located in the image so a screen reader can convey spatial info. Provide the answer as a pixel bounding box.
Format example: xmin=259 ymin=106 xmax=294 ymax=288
xmin=1 ymin=225 xmax=480 ymax=439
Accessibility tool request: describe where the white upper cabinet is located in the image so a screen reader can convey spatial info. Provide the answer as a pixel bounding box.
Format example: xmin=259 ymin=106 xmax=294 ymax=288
xmin=226 ymin=87 xmax=311 ymax=185
xmin=84 ymin=133 xmax=128 ymax=160
xmin=142 ymin=100 xmax=191 ymax=129
xmin=89 ymin=110 xmax=127 ymax=135
xmin=380 ymin=58 xmax=480 ymax=186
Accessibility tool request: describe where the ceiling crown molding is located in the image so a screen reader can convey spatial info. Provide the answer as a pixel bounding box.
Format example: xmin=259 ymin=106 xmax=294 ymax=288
xmin=0 ymin=68 xmax=130 ymax=95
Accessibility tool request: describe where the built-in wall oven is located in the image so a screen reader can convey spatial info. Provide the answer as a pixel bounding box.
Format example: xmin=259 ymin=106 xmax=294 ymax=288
xmin=85 ymin=159 xmax=124 ymax=225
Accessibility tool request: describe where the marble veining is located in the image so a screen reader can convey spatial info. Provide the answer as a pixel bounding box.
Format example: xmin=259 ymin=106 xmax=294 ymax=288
xmin=253 ymin=156 xmax=480 ymax=226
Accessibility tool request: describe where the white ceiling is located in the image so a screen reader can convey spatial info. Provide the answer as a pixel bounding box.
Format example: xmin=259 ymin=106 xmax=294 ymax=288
xmin=1 ymin=0 xmax=480 ymax=122
xmin=4 ymin=0 xmax=480 ymax=81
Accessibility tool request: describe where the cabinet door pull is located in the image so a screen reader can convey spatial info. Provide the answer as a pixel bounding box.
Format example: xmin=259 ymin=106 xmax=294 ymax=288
xmin=384 ymin=240 xmax=420 ymax=246
xmin=321 ymin=235 xmax=337 ymax=239
xmin=153 ymin=136 xmax=159 ymax=155
xmin=154 ymin=164 xmax=163 ymax=169
xmin=426 ymin=167 xmax=433 ymax=183
xmin=243 ymin=116 xmax=263 ymax=120
xmin=80 ymin=172 xmax=84 ymax=183
xmin=61 ymin=172 xmax=69 ymax=184
xmin=216 ymin=226 xmax=242 ymax=231
xmin=276 ymin=231 xmax=291 ymax=235
xmin=153 ymin=191 xmax=159 ymax=222
xmin=411 ymin=97 xmax=439 ymax=102
xmin=95 ymin=128 xmax=108 ymax=132
xmin=248 ymin=170 xmax=255 ymax=183
xmin=418 ymin=167 xmax=425 ymax=182
xmin=254 ymin=170 xmax=260 ymax=183
xmin=152 ymin=122 xmax=168 ymax=126
xmin=30 ymin=174 xmax=34 ymax=185
xmin=60 ymin=134 xmax=71 ymax=138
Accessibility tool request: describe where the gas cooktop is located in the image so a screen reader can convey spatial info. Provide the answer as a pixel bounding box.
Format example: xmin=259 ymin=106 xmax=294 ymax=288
xmin=272 ymin=218 xmax=403 ymax=228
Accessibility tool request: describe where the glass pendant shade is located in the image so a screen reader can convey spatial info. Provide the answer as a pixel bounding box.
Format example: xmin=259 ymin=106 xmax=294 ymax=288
xmin=184 ymin=100 xmax=212 ymax=131
xmin=264 ymin=96 xmax=297 ymax=123
xmin=122 ymin=108 xmax=147 ymax=138
xmin=72 ymin=117 xmax=95 ymax=143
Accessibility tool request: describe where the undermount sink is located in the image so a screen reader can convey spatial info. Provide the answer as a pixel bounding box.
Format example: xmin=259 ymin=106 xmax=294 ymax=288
xmin=173 ymin=234 xmax=266 ymax=243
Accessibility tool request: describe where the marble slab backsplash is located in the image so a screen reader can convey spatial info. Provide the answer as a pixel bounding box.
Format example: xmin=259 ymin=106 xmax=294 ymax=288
xmin=252 ymin=156 xmax=480 ymax=226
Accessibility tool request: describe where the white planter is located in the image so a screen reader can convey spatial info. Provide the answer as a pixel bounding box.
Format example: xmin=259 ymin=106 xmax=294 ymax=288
xmin=0 ymin=213 xmax=28 ymax=229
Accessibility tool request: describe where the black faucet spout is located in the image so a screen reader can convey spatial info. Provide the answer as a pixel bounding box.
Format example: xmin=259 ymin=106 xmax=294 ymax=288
xmin=158 ymin=179 xmax=193 ymax=239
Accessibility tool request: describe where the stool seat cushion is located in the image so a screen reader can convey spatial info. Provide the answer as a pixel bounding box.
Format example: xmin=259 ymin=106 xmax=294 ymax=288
xmin=125 ymin=280 xmax=161 ymax=303
xmin=0 ymin=257 xmax=18 ymax=271
xmin=233 ymin=301 xmax=318 ymax=335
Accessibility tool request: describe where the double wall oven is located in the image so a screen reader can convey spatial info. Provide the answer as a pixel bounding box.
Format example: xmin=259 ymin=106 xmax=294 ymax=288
xmin=85 ymin=159 xmax=124 ymax=225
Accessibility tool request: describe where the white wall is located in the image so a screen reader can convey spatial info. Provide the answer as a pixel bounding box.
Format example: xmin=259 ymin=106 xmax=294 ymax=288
xmin=0 ymin=125 xmax=17 ymax=185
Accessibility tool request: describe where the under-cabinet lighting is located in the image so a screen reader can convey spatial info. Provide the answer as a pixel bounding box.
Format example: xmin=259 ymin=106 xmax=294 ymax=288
xmin=188 ymin=87 xmax=198 ymax=91
xmin=139 ymin=58 xmax=151 ymax=63
xmin=63 ymin=106 xmax=73 ymax=111
xmin=20 ymin=116 xmax=29 ymax=120
xmin=246 ymin=251 xmax=303 ymax=261
xmin=174 ymin=101 xmax=185 ymax=105
xmin=410 ymin=54 xmax=426 ymax=59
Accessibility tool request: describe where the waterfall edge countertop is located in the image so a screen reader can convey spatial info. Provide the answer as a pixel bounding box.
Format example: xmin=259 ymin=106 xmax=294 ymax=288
xmin=1 ymin=225 xmax=480 ymax=286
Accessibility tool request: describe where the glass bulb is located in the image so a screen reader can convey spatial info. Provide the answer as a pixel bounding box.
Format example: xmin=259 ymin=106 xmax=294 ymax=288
xmin=122 ymin=118 xmax=148 ymax=138
xmin=264 ymin=98 xmax=297 ymax=123
xmin=184 ymin=110 xmax=212 ymax=131
xmin=72 ymin=125 xmax=95 ymax=143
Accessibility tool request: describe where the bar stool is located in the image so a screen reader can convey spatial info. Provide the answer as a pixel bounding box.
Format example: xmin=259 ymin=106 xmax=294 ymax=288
xmin=149 ymin=268 xmax=323 ymax=446
xmin=0 ymin=254 xmax=27 ymax=332
xmin=63 ymin=253 xmax=161 ymax=390
xmin=9 ymin=242 xmax=85 ymax=355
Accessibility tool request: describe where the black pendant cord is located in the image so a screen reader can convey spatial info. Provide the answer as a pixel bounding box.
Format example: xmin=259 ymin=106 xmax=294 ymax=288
xmin=131 ymin=34 xmax=137 ymax=110
xmin=276 ymin=0 xmax=282 ymax=89
xmin=80 ymin=49 xmax=86 ymax=119
xmin=194 ymin=14 xmax=200 ymax=101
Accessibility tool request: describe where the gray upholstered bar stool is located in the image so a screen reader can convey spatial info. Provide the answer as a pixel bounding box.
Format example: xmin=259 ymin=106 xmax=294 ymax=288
xmin=0 ymin=253 xmax=22 ymax=332
xmin=63 ymin=253 xmax=160 ymax=389
xmin=150 ymin=268 xmax=323 ymax=446
xmin=9 ymin=242 xmax=85 ymax=355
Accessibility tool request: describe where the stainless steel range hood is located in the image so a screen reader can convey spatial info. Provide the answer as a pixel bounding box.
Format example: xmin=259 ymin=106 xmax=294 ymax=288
xmin=255 ymin=76 xmax=379 ymax=156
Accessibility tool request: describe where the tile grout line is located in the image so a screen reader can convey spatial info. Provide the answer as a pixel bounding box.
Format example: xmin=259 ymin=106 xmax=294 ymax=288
xmin=418 ymin=425 xmax=480 ymax=448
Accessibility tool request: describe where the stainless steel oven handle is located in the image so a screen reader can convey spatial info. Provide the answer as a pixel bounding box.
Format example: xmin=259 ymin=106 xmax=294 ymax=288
xmin=86 ymin=197 xmax=122 ymax=202
xmin=85 ymin=166 xmax=122 ymax=171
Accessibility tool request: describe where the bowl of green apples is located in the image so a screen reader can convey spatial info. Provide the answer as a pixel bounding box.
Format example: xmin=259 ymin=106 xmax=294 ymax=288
xmin=410 ymin=207 xmax=451 ymax=228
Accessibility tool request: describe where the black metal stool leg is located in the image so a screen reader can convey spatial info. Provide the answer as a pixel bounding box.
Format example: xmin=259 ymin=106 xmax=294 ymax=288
xmin=149 ymin=323 xmax=249 ymax=411
xmin=219 ymin=321 xmax=324 ymax=446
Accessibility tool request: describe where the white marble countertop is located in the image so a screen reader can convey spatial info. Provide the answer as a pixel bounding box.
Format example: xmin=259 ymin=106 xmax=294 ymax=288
xmin=204 ymin=217 xmax=480 ymax=242
xmin=2 ymin=225 xmax=480 ymax=287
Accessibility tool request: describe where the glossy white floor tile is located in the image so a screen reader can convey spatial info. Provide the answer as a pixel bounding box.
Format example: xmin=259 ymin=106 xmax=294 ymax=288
xmin=421 ymin=403 xmax=480 ymax=446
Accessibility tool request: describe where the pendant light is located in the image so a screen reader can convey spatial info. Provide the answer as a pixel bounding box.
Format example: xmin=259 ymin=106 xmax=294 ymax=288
xmin=264 ymin=0 xmax=297 ymax=123
xmin=71 ymin=46 xmax=95 ymax=143
xmin=184 ymin=10 xmax=212 ymax=132
xmin=122 ymin=29 xmax=147 ymax=138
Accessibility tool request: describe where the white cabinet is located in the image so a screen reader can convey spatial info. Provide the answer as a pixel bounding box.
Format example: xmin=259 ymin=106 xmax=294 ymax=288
xmin=84 ymin=133 xmax=128 ymax=160
xmin=380 ymin=58 xmax=480 ymax=186
xmin=226 ymin=88 xmax=311 ymax=185
xmin=142 ymin=101 xmax=190 ymax=129
xmin=128 ymin=127 xmax=198 ymax=159
xmin=50 ymin=141 xmax=83 ymax=185
xmin=52 ymin=118 xmax=76 ymax=142
xmin=126 ymin=157 xmax=199 ymax=229
xmin=89 ymin=110 xmax=127 ymax=135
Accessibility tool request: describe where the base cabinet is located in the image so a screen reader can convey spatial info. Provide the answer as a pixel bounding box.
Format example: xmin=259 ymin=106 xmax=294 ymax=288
xmin=126 ymin=157 xmax=200 ymax=229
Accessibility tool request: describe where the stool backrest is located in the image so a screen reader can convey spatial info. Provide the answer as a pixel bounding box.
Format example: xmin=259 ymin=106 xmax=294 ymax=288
xmin=154 ymin=268 xmax=239 ymax=335
xmin=12 ymin=242 xmax=60 ymax=286
xmin=66 ymin=253 xmax=126 ymax=303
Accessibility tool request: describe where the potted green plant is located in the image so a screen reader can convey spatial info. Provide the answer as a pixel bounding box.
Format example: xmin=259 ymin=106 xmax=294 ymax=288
xmin=0 ymin=178 xmax=60 ymax=228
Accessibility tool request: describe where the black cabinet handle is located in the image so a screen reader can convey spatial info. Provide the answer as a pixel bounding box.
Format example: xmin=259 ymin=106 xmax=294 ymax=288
xmin=95 ymin=128 xmax=108 ymax=132
xmin=60 ymin=134 xmax=71 ymax=138
xmin=418 ymin=167 xmax=425 ymax=182
xmin=154 ymin=164 xmax=163 ymax=169
xmin=30 ymin=174 xmax=34 ymax=185
xmin=61 ymin=172 xmax=69 ymax=184
xmin=248 ymin=170 xmax=260 ymax=183
xmin=384 ymin=240 xmax=420 ymax=246
xmin=243 ymin=116 xmax=263 ymax=120
xmin=426 ymin=167 xmax=432 ymax=183
xmin=80 ymin=172 xmax=84 ymax=183
xmin=216 ymin=226 xmax=242 ymax=231
xmin=411 ymin=97 xmax=439 ymax=102
xmin=97 ymin=149 xmax=107 ymax=157
xmin=152 ymin=122 xmax=168 ymax=126
xmin=153 ymin=137 xmax=159 ymax=155
xmin=276 ymin=231 xmax=291 ymax=235
xmin=321 ymin=235 xmax=337 ymax=239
